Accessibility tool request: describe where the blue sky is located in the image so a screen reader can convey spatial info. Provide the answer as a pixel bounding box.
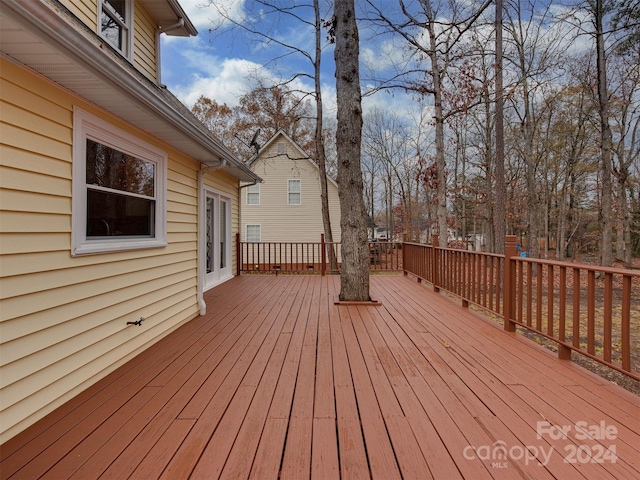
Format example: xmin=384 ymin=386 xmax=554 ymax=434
xmin=161 ymin=1 xmax=334 ymax=108
xmin=159 ymin=0 xmax=419 ymax=119
xmin=159 ymin=0 xmax=590 ymax=129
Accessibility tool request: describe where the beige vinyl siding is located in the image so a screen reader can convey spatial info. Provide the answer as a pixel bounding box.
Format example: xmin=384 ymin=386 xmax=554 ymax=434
xmin=242 ymin=137 xmax=341 ymax=244
xmin=59 ymin=0 xmax=98 ymax=31
xmin=133 ymin=2 xmax=158 ymax=82
xmin=0 ymin=58 xmax=236 ymax=443
xmin=59 ymin=0 xmax=159 ymax=82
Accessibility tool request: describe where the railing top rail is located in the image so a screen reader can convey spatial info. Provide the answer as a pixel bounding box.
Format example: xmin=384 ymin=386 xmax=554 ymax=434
xmin=404 ymin=242 xmax=505 ymax=259
xmin=404 ymin=241 xmax=640 ymax=277
xmin=515 ymin=256 xmax=640 ymax=277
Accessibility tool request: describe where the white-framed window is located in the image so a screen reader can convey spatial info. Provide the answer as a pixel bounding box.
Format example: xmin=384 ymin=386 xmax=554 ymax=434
xmin=246 ymin=183 xmax=260 ymax=205
xmin=246 ymin=224 xmax=261 ymax=242
xmin=72 ymin=107 xmax=167 ymax=256
xmin=288 ymin=179 xmax=301 ymax=205
xmin=99 ymin=0 xmax=133 ymax=58
xmin=277 ymin=142 xmax=286 ymax=154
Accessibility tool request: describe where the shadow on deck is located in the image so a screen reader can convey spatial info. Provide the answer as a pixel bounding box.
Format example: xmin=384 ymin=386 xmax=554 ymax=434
xmin=1 ymin=275 xmax=638 ymax=479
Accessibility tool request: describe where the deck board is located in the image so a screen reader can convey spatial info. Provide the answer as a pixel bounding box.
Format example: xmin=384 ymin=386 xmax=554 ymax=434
xmin=1 ymin=274 xmax=638 ymax=479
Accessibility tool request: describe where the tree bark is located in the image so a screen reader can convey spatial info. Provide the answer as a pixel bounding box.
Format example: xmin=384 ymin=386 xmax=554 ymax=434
xmin=493 ymin=0 xmax=506 ymax=254
xmin=595 ymin=0 xmax=614 ymax=267
xmin=426 ymin=26 xmax=449 ymax=244
xmin=314 ymin=0 xmax=336 ymax=269
xmin=334 ymin=0 xmax=370 ymax=301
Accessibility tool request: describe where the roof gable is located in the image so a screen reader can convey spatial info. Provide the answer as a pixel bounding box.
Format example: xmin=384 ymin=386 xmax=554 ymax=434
xmin=252 ymin=131 xmax=339 ymax=190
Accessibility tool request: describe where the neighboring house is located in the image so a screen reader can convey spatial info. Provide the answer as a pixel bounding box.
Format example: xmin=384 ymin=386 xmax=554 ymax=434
xmin=0 ymin=0 xmax=260 ymax=444
xmin=241 ymin=131 xmax=341 ymax=244
xmin=374 ymin=227 xmax=390 ymax=241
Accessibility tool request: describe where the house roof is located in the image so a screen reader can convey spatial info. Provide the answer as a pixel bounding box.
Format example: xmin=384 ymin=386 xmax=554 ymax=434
xmin=253 ymin=130 xmax=339 ymax=190
xmin=140 ymin=0 xmax=197 ymax=37
xmin=0 ymin=0 xmax=259 ymax=183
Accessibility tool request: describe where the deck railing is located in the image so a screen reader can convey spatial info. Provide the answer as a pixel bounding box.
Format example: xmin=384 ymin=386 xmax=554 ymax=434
xmin=236 ymin=234 xmax=402 ymax=275
xmin=403 ymin=234 xmax=640 ymax=380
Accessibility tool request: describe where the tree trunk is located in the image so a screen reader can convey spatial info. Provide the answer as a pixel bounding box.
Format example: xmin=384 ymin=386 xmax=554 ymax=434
xmin=314 ymin=0 xmax=336 ymax=269
xmin=334 ymin=0 xmax=370 ymax=301
xmin=595 ymin=0 xmax=614 ymax=267
xmin=493 ymin=0 xmax=506 ymax=254
xmin=429 ymin=33 xmax=448 ymax=244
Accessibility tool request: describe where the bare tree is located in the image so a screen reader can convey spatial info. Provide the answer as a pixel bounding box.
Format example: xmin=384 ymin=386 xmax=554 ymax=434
xmin=191 ymin=85 xmax=315 ymax=158
xmin=362 ymin=0 xmax=491 ymax=243
xmin=609 ymin=51 xmax=640 ymax=266
xmin=334 ymin=0 xmax=370 ymax=301
xmin=504 ymin=0 xmax=569 ymax=258
xmin=589 ymin=0 xmax=615 ymax=266
xmin=494 ymin=0 xmax=506 ymax=253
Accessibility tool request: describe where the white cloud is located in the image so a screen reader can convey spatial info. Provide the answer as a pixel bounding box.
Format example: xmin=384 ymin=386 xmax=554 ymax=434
xmin=171 ymin=56 xmax=272 ymax=107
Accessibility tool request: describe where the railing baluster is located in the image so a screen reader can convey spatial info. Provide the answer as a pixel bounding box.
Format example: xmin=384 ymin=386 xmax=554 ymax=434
xmin=517 ymin=261 xmax=523 ymax=324
xmin=536 ymin=263 xmax=543 ymax=331
xmin=559 ymin=266 xmax=566 ymax=342
xmin=587 ymin=270 xmax=595 ymax=355
xmin=527 ymin=262 xmax=533 ymax=327
xmin=603 ymin=272 xmax=613 ymax=363
xmin=573 ymin=268 xmax=581 ymax=349
xmin=547 ymin=264 xmax=554 ymax=337
xmin=621 ymin=276 xmax=631 ymax=372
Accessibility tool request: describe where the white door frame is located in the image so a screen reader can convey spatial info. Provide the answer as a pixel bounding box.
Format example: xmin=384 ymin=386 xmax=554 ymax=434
xmin=202 ymin=188 xmax=232 ymax=292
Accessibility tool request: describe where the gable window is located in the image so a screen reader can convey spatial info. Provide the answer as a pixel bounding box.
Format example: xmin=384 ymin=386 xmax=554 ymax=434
xmin=246 ymin=183 xmax=260 ymax=205
xmin=100 ymin=0 xmax=132 ymax=58
xmin=288 ymin=179 xmax=301 ymax=205
xmin=246 ymin=225 xmax=261 ymax=242
xmin=72 ymin=108 xmax=167 ymax=256
xmin=277 ymin=142 xmax=286 ymax=154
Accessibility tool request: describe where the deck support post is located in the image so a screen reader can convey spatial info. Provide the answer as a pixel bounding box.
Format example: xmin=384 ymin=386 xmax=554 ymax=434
xmin=558 ymin=344 xmax=572 ymax=361
xmin=503 ymin=235 xmax=517 ymax=332
xmin=432 ymin=234 xmax=440 ymax=292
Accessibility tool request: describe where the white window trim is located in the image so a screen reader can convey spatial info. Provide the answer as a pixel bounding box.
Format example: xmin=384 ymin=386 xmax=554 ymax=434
xmin=72 ymin=107 xmax=167 ymax=256
xmin=246 ymin=224 xmax=261 ymax=242
xmin=246 ymin=183 xmax=260 ymax=205
xmin=288 ymin=179 xmax=301 ymax=205
xmin=98 ymin=0 xmax=134 ymax=60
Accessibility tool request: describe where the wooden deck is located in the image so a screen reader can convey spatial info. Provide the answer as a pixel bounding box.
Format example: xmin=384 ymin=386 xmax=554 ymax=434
xmin=1 ymin=274 xmax=638 ymax=479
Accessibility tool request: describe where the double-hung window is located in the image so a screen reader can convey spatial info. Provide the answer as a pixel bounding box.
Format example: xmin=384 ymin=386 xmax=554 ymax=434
xmin=99 ymin=0 xmax=132 ymax=58
xmin=288 ymin=179 xmax=301 ymax=205
xmin=246 ymin=183 xmax=260 ymax=205
xmin=72 ymin=108 xmax=167 ymax=256
xmin=246 ymin=225 xmax=261 ymax=242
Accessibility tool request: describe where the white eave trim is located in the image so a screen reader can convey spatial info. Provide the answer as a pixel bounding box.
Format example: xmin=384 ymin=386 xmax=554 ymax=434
xmin=1 ymin=0 xmax=258 ymax=183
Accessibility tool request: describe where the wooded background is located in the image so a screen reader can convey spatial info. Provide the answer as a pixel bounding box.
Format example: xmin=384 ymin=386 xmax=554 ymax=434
xmin=193 ymin=0 xmax=639 ymax=267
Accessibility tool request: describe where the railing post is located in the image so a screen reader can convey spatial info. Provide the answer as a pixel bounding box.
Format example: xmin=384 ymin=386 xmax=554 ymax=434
xmin=503 ymin=235 xmax=517 ymax=332
xmin=402 ymin=233 xmax=408 ymax=276
xmin=236 ymin=232 xmax=241 ymax=276
xmin=321 ymin=234 xmax=326 ymax=276
xmin=432 ymin=234 xmax=440 ymax=292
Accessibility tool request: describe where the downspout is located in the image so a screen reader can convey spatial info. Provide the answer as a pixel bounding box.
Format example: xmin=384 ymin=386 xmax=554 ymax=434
xmin=155 ymin=18 xmax=184 ymax=86
xmin=197 ymin=160 xmax=226 ymax=315
xmin=238 ymin=178 xmax=261 ymax=276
